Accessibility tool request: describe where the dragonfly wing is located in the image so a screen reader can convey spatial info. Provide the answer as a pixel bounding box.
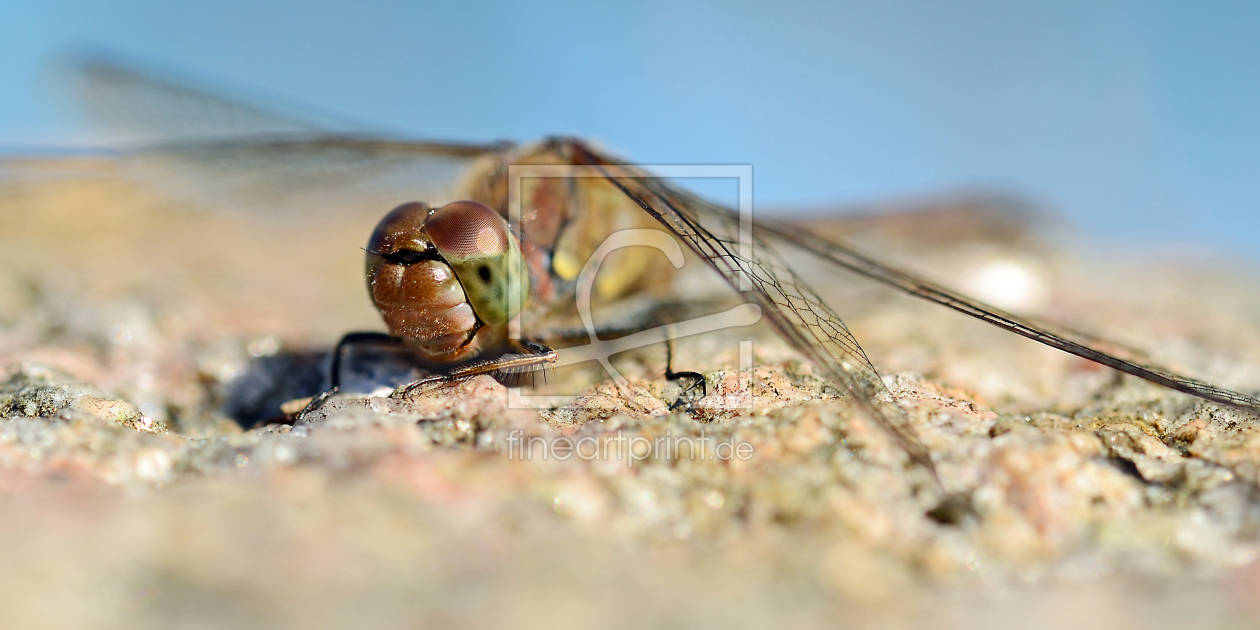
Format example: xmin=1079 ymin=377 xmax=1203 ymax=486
xmin=568 ymin=143 xmax=940 ymax=479
xmin=758 ymin=220 xmax=1260 ymax=413
xmin=120 ymin=136 xmax=503 ymax=218
xmin=57 ymin=55 xmax=508 ymax=217
xmin=65 ymin=53 xmax=331 ymax=142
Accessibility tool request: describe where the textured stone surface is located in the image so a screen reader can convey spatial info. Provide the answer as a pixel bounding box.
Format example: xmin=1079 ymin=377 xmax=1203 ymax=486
xmin=3 ymin=162 xmax=1260 ymax=629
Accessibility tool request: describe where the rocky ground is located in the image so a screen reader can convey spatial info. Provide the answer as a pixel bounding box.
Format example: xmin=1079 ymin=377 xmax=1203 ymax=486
xmin=4 ymin=159 xmax=1260 ymax=629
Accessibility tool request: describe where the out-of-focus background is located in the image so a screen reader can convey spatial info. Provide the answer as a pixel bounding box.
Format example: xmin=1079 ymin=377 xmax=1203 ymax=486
xmin=8 ymin=5 xmax=1260 ymax=629
xmin=1 ymin=0 xmax=1257 ymax=257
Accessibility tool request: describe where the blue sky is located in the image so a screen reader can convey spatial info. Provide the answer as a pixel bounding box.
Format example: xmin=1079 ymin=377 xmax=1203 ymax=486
xmin=2 ymin=0 xmax=1258 ymax=258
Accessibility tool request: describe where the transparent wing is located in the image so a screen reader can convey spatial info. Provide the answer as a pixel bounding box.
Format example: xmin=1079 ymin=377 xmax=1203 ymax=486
xmin=58 ymin=54 xmax=509 ymax=217
xmin=119 ymin=137 xmax=503 ymax=218
xmin=567 ymin=143 xmax=940 ymax=478
xmin=65 ymin=53 xmax=331 ymax=142
xmin=758 ymin=221 xmax=1260 ymax=412
xmin=573 ymin=141 xmax=1260 ymax=415
xmin=570 ymin=139 xmax=1260 ymax=482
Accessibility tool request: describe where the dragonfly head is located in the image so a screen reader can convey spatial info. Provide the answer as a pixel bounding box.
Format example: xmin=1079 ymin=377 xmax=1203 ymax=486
xmin=365 ymin=201 xmax=529 ymax=361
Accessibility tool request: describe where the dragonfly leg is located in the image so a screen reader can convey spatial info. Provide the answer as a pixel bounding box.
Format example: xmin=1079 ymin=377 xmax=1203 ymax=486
xmin=392 ymin=340 xmax=559 ymax=399
xmin=664 ymin=337 xmax=706 ymax=412
xmin=296 ymin=331 xmax=401 ymax=422
xmin=530 ymin=299 xmax=725 ymax=411
xmin=299 ymin=336 xmax=558 ymax=424
xmin=328 ymin=332 xmax=401 ymax=389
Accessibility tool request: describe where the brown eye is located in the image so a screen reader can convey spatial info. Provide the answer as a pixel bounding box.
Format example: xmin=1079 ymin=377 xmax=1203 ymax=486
xmin=364 ymin=201 xmax=484 ymax=359
xmin=366 ymin=201 xmax=433 ymax=259
xmin=422 ymin=201 xmax=510 ymax=259
xmin=422 ymin=201 xmax=529 ymax=326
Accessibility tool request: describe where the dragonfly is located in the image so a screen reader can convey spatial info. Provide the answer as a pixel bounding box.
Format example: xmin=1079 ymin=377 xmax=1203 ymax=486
xmin=37 ymin=57 xmax=1260 ymax=482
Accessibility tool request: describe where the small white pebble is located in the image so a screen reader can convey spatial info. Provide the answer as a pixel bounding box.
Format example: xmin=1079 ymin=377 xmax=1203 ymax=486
xmin=247 ymin=336 xmax=280 ymax=357
xmin=272 ymin=444 xmax=295 ymax=464
xmin=704 ymin=489 xmax=726 ymax=509
xmin=134 ymin=449 xmax=173 ymax=482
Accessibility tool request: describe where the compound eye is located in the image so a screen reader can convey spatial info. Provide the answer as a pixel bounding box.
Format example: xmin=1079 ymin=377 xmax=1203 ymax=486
xmin=367 ymin=201 xmax=432 ymax=256
xmin=423 ymin=201 xmax=529 ymax=325
xmin=364 ymin=201 xmax=434 ymax=300
xmin=424 ymin=201 xmax=510 ymax=261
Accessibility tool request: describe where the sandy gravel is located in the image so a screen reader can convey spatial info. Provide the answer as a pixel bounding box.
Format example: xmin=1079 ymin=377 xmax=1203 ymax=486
xmin=3 ymin=160 xmax=1260 ymax=629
